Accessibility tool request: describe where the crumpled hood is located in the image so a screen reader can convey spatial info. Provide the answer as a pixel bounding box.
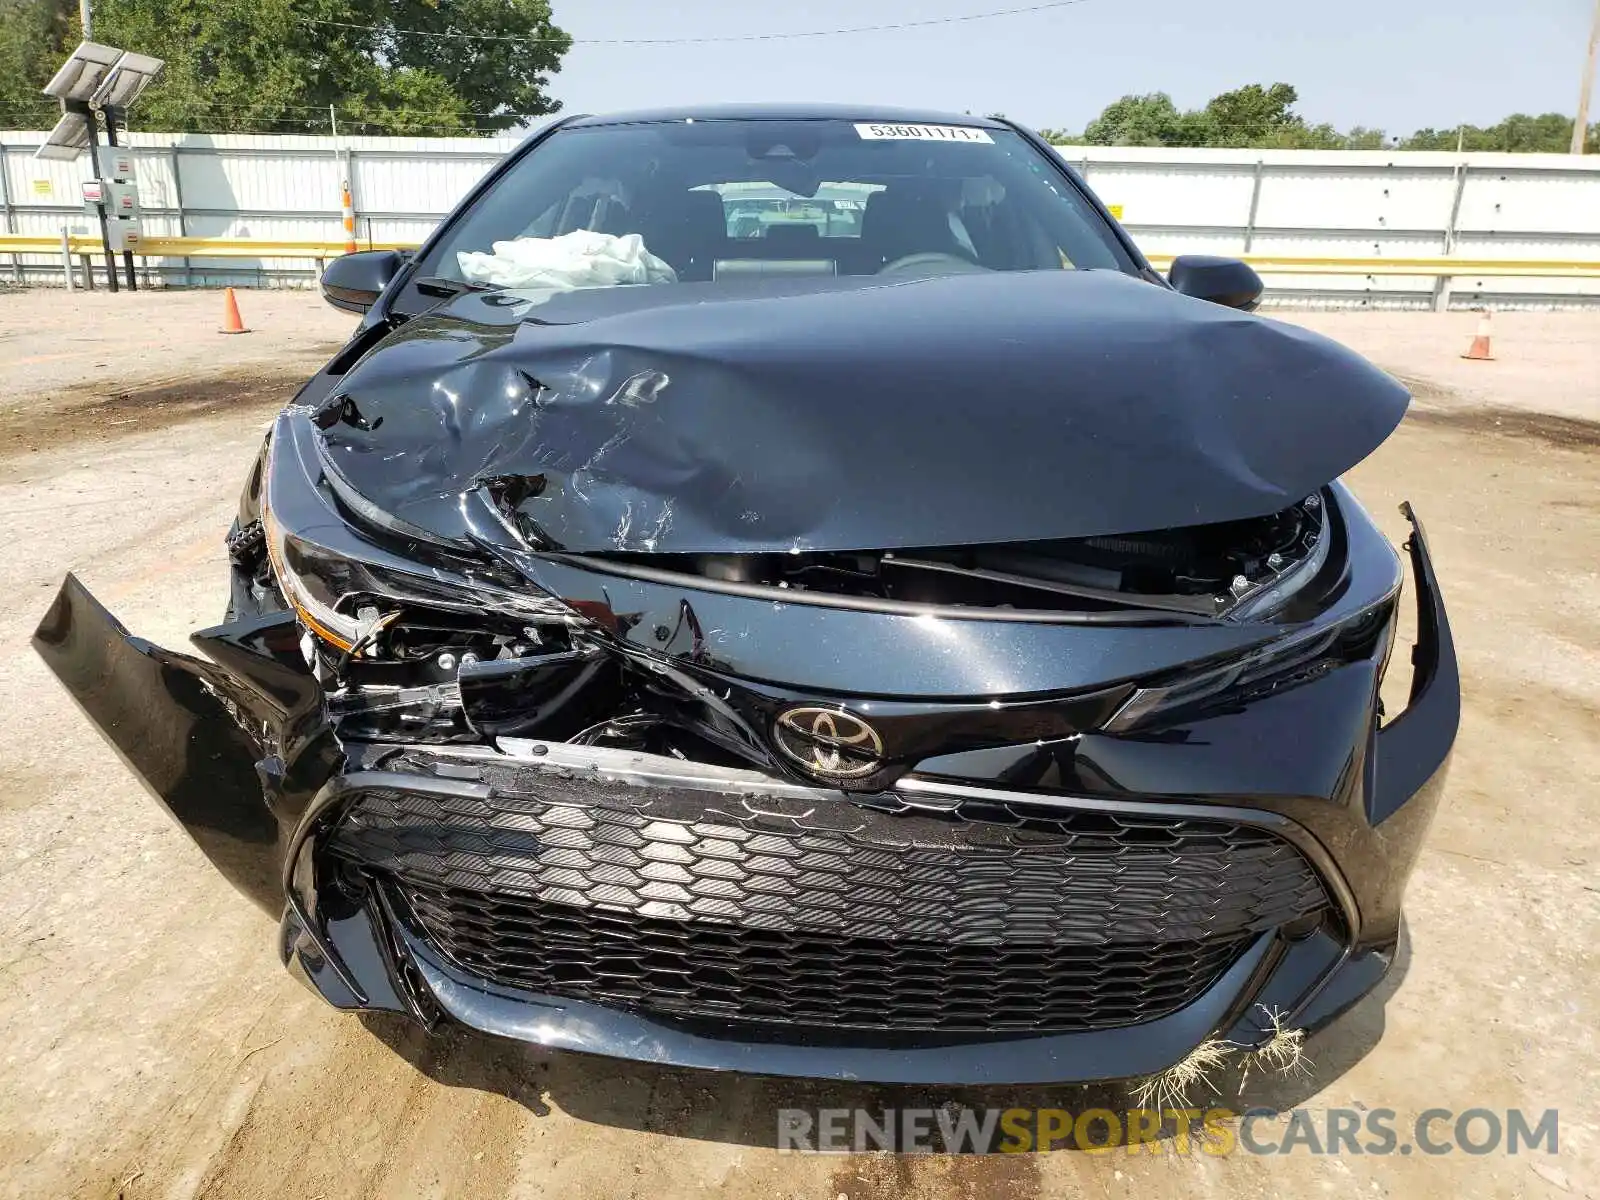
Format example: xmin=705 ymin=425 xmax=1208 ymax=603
xmin=319 ymin=269 xmax=1409 ymax=553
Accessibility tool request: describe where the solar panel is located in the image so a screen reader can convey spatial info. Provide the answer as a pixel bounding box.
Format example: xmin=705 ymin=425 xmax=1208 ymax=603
xmin=91 ymin=52 xmax=166 ymax=109
xmin=33 ymin=110 xmax=93 ymax=162
xmin=41 ymin=42 xmax=124 ymax=103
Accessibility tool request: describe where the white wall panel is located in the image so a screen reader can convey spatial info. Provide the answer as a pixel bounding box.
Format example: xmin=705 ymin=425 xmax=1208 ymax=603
xmin=1455 ymin=170 xmax=1600 ymax=235
xmin=1081 ymin=164 xmax=1256 ymax=229
xmin=2 ymin=132 xmax=1598 ymax=303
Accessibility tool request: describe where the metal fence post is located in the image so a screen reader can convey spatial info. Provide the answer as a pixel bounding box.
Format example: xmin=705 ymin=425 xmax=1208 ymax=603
xmin=169 ymin=143 xmax=191 ymax=288
xmin=345 ymin=147 xmax=359 ymax=248
xmin=1433 ymin=160 xmax=1470 ymax=312
xmin=0 ymin=140 xmax=23 ymax=284
xmin=60 ymin=227 xmax=74 ymax=290
xmin=1243 ymin=159 xmax=1266 ymax=253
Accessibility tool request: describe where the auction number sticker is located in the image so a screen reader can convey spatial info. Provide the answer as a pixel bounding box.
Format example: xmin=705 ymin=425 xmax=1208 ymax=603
xmin=854 ymin=123 xmax=994 ymax=143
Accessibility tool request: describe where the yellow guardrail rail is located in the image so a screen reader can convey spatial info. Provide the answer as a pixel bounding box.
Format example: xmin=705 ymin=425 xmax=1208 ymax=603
xmin=3 ymin=234 xmax=1600 ymax=278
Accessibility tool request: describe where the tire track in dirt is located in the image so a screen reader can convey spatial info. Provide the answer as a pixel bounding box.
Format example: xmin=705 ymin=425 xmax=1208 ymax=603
xmin=1406 ymin=403 xmax=1600 ymax=449
xmin=0 ymin=366 xmax=320 ymax=462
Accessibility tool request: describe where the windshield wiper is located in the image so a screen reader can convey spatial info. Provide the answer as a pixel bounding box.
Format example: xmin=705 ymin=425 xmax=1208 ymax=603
xmin=414 ymin=275 xmax=498 ymax=297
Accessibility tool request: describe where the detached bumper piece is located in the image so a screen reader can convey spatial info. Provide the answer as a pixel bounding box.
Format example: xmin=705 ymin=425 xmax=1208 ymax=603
xmin=327 ymin=748 xmax=1329 ymax=1036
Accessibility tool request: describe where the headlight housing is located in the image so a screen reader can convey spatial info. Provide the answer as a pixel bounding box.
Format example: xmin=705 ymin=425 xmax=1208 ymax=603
xmin=260 ymin=411 xmax=615 ymax=742
xmin=1103 ymin=600 xmax=1398 ymax=733
xmin=262 ymin=507 xmax=367 ymax=651
xmin=261 ymin=411 xmax=576 ymax=654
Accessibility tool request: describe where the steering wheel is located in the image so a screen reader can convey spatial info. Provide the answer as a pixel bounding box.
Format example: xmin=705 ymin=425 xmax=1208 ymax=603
xmin=876 ymin=252 xmax=990 ymax=276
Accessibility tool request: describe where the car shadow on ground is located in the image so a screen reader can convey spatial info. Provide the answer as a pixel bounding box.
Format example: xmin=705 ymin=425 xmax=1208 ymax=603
xmin=358 ymin=925 xmax=1411 ymax=1153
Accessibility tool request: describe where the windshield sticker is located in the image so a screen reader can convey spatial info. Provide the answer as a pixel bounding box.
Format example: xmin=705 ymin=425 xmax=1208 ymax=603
xmin=853 ymin=123 xmax=994 ymax=144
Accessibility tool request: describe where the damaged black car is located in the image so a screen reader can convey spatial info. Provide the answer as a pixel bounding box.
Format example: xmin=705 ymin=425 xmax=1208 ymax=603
xmin=35 ymin=106 xmax=1458 ymax=1085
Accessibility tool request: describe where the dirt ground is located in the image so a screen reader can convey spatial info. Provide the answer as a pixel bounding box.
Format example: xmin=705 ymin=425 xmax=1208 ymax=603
xmin=0 ymin=289 xmax=1597 ymax=1199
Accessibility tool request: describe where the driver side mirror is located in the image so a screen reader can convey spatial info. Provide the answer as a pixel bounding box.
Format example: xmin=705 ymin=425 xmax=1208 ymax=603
xmin=1167 ymin=255 xmax=1263 ymax=311
xmin=321 ymin=249 xmax=408 ymax=313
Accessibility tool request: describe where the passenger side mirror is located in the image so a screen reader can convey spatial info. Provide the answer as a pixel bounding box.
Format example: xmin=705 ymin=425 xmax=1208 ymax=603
xmin=1167 ymin=255 xmax=1263 ymax=311
xmin=321 ymin=249 xmax=407 ymax=313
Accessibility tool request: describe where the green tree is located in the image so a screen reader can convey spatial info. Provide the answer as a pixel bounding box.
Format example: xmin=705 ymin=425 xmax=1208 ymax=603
xmin=1066 ymin=83 xmax=1600 ymax=152
xmin=0 ymin=0 xmax=79 ymax=128
xmin=1401 ymin=113 xmax=1598 ymax=153
xmin=1082 ymin=92 xmax=1214 ymax=147
xmin=1202 ymin=82 xmax=1301 ymax=147
xmin=0 ymin=0 xmax=570 ymax=135
xmin=1341 ymin=125 xmax=1390 ymax=150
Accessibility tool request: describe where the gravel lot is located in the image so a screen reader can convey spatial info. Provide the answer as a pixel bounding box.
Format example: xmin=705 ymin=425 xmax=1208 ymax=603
xmin=1 ymin=288 xmax=1597 ymax=1199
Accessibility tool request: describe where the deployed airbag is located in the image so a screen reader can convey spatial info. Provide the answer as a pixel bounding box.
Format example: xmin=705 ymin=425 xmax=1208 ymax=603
xmin=457 ymin=230 xmax=677 ymax=291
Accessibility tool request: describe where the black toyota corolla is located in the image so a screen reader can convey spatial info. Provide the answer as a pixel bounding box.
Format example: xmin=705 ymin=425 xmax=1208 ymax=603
xmin=35 ymin=105 xmax=1457 ymax=1085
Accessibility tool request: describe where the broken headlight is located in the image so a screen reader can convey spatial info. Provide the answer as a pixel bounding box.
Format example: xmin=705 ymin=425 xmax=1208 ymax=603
xmin=260 ymin=411 xmax=610 ymax=742
xmin=261 ymin=412 xmax=572 ymax=650
xmin=260 ymin=504 xmax=568 ymax=654
xmin=261 ymin=507 xmax=370 ymax=652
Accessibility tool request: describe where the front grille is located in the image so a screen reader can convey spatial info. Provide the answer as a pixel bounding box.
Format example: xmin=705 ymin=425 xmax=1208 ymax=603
xmin=403 ymin=882 xmax=1252 ymax=1032
xmin=329 ymin=755 xmax=1330 ymax=1033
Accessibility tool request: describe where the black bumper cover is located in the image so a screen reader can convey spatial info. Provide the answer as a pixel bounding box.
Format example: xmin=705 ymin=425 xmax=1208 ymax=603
xmin=32 ymin=509 xmax=1456 ymax=1085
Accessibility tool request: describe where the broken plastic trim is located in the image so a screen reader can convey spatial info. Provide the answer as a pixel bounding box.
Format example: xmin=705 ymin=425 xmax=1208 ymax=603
xmin=878 ymin=554 xmax=1231 ymax=617
xmin=1364 ymin=501 xmax=1459 ymax=824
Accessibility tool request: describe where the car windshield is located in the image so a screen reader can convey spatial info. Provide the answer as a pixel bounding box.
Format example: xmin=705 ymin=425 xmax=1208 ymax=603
xmin=419 ymin=118 xmax=1136 ymax=291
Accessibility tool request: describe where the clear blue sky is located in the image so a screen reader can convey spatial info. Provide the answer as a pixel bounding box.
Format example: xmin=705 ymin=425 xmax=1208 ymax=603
xmin=550 ymin=0 xmax=1592 ymax=135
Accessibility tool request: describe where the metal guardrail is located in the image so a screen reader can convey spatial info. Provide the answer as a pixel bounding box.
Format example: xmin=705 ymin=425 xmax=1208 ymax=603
xmin=0 ymin=234 xmax=411 ymax=258
xmin=4 ymin=233 xmax=1600 ymax=278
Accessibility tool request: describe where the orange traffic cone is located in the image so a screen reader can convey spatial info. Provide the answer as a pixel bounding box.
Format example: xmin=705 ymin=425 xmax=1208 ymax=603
xmin=1461 ymin=309 xmax=1493 ymax=360
xmin=219 ymin=287 xmax=250 ymax=335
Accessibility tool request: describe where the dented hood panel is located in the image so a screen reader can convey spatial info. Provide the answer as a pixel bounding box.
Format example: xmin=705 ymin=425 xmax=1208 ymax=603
xmin=320 ymin=269 xmax=1409 ymax=553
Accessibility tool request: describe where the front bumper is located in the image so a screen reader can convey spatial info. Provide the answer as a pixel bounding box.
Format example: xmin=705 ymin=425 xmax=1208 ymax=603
xmin=280 ymin=741 xmax=1358 ymax=1085
xmin=32 ymin=510 xmax=1457 ymax=1085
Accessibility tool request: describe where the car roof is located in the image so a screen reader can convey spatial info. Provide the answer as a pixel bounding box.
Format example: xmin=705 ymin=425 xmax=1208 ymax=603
xmin=562 ymin=104 xmax=1012 ymax=129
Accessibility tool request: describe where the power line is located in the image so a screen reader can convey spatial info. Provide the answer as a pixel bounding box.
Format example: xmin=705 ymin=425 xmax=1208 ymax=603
xmin=301 ymin=0 xmax=1097 ymax=46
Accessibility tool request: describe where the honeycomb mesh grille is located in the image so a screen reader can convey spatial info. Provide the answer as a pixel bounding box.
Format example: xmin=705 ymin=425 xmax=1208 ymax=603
xmin=330 ymin=758 xmax=1329 ymax=1033
xmin=403 ymin=882 xmax=1253 ymax=1032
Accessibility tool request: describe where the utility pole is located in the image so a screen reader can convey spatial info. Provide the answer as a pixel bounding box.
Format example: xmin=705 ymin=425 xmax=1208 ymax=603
xmin=1577 ymin=0 xmax=1600 ymax=154
xmin=79 ymin=0 xmax=91 ymax=38
xmin=103 ymin=112 xmax=137 ymax=290
xmin=77 ymin=104 xmax=117 ymax=292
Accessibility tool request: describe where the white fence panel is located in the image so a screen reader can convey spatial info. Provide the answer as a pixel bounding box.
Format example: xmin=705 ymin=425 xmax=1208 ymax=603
xmin=2 ymin=130 xmax=1598 ymax=306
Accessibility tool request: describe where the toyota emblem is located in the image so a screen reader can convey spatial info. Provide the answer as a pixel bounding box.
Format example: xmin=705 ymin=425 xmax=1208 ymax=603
xmin=773 ymin=706 xmax=885 ymax=779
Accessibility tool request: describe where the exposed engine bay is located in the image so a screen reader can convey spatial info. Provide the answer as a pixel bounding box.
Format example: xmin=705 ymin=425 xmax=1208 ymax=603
xmin=612 ymin=493 xmax=1327 ymax=617
xmin=232 ymin=446 xmax=1378 ymax=780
